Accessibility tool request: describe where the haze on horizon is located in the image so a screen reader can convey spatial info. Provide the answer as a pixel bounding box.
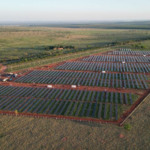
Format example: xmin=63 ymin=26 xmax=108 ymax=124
xmin=0 ymin=0 xmax=150 ymax=22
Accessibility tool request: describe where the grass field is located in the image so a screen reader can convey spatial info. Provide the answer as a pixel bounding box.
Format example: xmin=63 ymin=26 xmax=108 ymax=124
xmin=0 ymin=93 xmax=149 ymax=150
xmin=139 ymin=40 xmax=150 ymax=49
xmin=0 ymin=26 xmax=150 ymax=65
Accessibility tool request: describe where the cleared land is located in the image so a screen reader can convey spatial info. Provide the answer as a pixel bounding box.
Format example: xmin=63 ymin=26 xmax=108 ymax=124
xmin=0 ymin=49 xmax=149 ymax=125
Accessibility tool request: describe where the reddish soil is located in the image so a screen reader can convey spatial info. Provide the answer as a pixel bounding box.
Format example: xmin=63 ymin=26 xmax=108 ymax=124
xmin=10 ymin=52 xmax=105 ymax=74
xmin=0 ymin=65 xmax=7 ymax=73
xmin=0 ymin=110 xmax=119 ymax=125
xmin=11 ymin=51 xmax=150 ymax=76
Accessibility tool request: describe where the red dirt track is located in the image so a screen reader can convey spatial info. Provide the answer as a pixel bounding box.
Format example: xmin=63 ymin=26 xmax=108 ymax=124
xmin=0 ymin=110 xmax=119 ymax=125
xmin=0 ymin=64 xmax=7 ymax=73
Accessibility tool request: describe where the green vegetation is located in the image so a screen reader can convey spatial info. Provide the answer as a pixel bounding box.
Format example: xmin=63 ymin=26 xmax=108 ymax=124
xmin=32 ymin=21 xmax=150 ymax=29
xmin=124 ymin=123 xmax=132 ymax=131
xmin=6 ymin=47 xmax=111 ymax=72
xmin=0 ymin=26 xmax=150 ymax=66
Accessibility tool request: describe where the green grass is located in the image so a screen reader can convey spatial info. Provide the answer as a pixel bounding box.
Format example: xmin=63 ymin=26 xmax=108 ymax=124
xmin=124 ymin=123 xmax=132 ymax=131
xmin=139 ymin=40 xmax=150 ymax=49
xmin=115 ymin=39 xmax=150 ymax=50
xmin=1 ymin=26 xmax=150 ymax=65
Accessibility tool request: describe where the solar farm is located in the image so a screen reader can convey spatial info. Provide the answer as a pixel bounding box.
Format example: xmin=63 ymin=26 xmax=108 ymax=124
xmin=55 ymin=62 xmax=150 ymax=72
xmin=0 ymin=86 xmax=137 ymax=121
xmin=107 ymin=48 xmax=150 ymax=56
xmin=0 ymin=49 xmax=150 ymax=125
xmin=15 ymin=70 xmax=148 ymax=89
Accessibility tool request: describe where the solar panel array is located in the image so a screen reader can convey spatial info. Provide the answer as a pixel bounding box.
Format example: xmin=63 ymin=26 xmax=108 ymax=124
xmin=55 ymin=62 xmax=150 ymax=73
xmin=81 ymin=55 xmax=150 ymax=63
xmin=107 ymin=49 xmax=150 ymax=56
xmin=15 ymin=70 xmax=149 ymax=89
xmin=0 ymin=86 xmax=134 ymax=120
xmin=1 ymin=49 xmax=149 ymax=122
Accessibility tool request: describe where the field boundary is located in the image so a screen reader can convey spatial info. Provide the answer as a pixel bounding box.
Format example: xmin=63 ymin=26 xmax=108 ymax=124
xmin=0 ymin=110 xmax=119 ymax=125
xmin=119 ymin=90 xmax=150 ymax=126
xmin=6 ymin=48 xmax=112 ymax=72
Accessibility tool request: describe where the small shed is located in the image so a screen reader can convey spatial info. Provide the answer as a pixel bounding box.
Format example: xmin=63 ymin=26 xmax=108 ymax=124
xmin=47 ymin=85 xmax=53 ymax=88
xmin=71 ymin=85 xmax=77 ymax=88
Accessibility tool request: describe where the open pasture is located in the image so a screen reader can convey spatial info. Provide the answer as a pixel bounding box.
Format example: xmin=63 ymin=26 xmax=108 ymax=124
xmin=1 ymin=26 xmax=150 ymax=65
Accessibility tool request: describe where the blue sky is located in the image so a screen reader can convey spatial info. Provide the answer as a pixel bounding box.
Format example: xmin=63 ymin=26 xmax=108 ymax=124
xmin=0 ymin=0 xmax=150 ymax=22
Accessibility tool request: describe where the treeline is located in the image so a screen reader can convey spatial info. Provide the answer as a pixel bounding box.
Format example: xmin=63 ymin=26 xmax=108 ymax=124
xmin=1 ymin=46 xmax=82 ymax=65
xmin=32 ymin=21 xmax=150 ymax=30
xmin=44 ymin=45 xmax=75 ymax=50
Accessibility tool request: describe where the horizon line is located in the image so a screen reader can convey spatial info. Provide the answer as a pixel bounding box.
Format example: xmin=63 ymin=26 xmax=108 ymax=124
xmin=0 ymin=20 xmax=150 ymax=24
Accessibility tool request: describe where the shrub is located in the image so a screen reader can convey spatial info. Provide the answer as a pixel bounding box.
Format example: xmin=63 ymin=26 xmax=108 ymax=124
xmin=124 ymin=123 xmax=132 ymax=131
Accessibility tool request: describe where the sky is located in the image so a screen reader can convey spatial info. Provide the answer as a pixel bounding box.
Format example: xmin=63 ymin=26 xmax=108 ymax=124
xmin=0 ymin=0 xmax=150 ymax=22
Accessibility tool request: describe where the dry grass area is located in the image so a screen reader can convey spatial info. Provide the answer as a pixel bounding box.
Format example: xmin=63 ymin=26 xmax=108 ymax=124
xmin=0 ymin=94 xmax=150 ymax=150
xmin=1 ymin=26 xmax=150 ymax=61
